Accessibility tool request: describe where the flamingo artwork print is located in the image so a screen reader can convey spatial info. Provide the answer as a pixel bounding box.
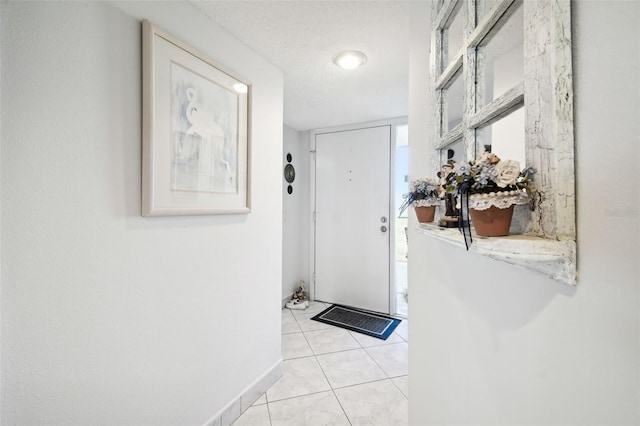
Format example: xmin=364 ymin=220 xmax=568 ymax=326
xmin=170 ymin=62 xmax=238 ymax=195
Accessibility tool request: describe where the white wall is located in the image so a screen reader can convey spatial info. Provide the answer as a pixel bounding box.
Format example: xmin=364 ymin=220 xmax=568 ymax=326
xmin=407 ymin=4 xmax=436 ymax=423
xmin=409 ymin=1 xmax=640 ymax=424
xmin=1 ymin=1 xmax=283 ymax=425
xmin=282 ymin=126 xmax=310 ymax=301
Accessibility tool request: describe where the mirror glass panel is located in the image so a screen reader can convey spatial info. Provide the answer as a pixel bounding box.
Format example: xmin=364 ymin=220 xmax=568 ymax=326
xmin=478 ymin=1 xmax=523 ymax=108
xmin=475 ymin=107 xmax=525 ymax=165
xmin=441 ymin=2 xmax=465 ymax=71
xmin=444 ymin=68 xmax=464 ymax=133
xmin=440 ymin=138 xmax=464 ymax=166
xmin=476 ymin=0 xmax=499 ymax=24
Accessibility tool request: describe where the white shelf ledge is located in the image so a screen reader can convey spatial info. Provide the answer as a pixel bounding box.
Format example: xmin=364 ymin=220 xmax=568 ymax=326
xmin=416 ymin=223 xmax=577 ymax=285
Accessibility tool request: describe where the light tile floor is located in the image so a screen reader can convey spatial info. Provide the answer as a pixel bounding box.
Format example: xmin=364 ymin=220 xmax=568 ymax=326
xmin=232 ymin=302 xmax=408 ymax=426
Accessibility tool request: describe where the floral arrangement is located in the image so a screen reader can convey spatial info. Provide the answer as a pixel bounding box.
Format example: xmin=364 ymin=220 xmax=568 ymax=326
xmin=445 ymin=152 xmax=535 ymax=204
xmin=443 ymin=152 xmax=536 ymax=245
xmin=399 ymin=178 xmax=439 ymax=215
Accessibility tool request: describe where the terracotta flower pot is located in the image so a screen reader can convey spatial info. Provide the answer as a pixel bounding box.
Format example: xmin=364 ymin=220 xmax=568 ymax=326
xmin=414 ymin=206 xmax=436 ymax=223
xmin=469 ymin=205 xmax=514 ymax=237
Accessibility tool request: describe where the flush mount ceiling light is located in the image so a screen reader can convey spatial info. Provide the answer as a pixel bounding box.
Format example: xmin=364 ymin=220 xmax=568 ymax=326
xmin=333 ymin=51 xmax=367 ymax=70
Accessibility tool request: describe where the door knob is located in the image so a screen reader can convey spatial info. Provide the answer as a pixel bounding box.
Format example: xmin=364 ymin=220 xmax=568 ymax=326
xmin=380 ymin=226 xmax=388 ymax=232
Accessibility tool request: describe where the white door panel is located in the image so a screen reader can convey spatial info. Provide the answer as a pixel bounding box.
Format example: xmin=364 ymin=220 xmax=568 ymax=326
xmin=315 ymin=126 xmax=391 ymax=313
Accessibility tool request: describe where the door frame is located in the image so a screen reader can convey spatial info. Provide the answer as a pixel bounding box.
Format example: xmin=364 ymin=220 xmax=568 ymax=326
xmin=308 ymin=117 xmax=408 ymax=315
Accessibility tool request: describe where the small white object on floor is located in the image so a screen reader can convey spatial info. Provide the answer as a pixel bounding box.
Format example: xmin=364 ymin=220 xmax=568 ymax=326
xmin=286 ymin=299 xmax=309 ymax=310
xmin=286 ymin=281 xmax=308 ymax=310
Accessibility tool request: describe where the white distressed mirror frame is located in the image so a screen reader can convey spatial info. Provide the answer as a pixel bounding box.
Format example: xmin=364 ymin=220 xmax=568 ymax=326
xmin=419 ymin=0 xmax=577 ymax=285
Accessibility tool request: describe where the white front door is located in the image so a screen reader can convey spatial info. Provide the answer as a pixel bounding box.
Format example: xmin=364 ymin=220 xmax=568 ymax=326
xmin=314 ymin=126 xmax=391 ymax=314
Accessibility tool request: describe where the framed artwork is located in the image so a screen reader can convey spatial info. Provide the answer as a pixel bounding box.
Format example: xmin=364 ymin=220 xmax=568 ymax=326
xmin=142 ymin=20 xmax=251 ymax=216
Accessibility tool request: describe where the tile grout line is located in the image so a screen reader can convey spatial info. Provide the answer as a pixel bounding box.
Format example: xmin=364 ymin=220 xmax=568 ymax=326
xmin=273 ymin=306 xmax=408 ymax=425
xmin=301 ymin=326 xmax=357 ymax=356
xmin=265 ymin=388 xmax=339 ymax=405
xmin=266 ymin=375 xmax=407 ymax=405
xmin=332 ymin=376 xmax=403 ymax=392
xmin=308 ymin=317 xmax=402 ymax=426
xmin=395 ymin=320 xmax=409 ymax=342
xmin=265 ymin=398 xmax=274 ymax=426
xmin=312 ymin=344 xmax=353 ymax=426
xmin=331 ymin=387 xmax=353 ymax=426
xmin=363 ymin=341 xmax=408 ymax=380
xmin=282 ymin=306 xmax=408 ymax=414
xmin=363 ymin=344 xmax=390 ymax=379
xmin=299 ymin=317 xmax=319 ymax=357
xmin=389 ymin=376 xmax=409 ymax=400
xmin=300 ymin=305 xmax=355 ymax=425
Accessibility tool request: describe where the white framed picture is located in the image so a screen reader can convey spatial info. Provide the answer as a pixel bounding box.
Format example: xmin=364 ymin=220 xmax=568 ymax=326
xmin=142 ymin=20 xmax=251 ymax=216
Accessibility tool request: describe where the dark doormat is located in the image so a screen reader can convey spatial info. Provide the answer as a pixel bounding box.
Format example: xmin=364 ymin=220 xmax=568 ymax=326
xmin=311 ymin=304 xmax=402 ymax=340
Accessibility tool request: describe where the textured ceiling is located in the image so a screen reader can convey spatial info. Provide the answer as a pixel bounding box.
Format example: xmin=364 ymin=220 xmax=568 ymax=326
xmin=190 ymin=1 xmax=411 ymax=131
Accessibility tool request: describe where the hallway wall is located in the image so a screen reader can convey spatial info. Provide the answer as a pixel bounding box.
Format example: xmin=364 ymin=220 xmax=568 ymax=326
xmin=282 ymin=126 xmax=310 ymax=302
xmin=1 ymin=1 xmax=283 ymax=424
xmin=408 ymin=1 xmax=640 ymax=424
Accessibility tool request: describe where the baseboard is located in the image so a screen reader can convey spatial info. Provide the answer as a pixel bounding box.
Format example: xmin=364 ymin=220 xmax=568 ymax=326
xmin=203 ymin=360 xmax=283 ymax=426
